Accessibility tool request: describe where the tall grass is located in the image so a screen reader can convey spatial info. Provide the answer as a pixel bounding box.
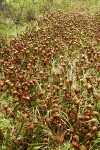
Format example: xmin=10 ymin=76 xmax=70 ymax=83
xmin=0 ymin=0 xmax=100 ymax=38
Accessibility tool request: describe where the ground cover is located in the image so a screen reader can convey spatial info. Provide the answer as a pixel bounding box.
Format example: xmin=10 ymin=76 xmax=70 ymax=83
xmin=0 ymin=0 xmax=100 ymax=39
xmin=0 ymin=10 xmax=100 ymax=149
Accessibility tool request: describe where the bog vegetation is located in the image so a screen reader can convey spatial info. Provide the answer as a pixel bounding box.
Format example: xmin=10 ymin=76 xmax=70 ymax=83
xmin=0 ymin=0 xmax=100 ymax=150
xmin=0 ymin=0 xmax=100 ymax=37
